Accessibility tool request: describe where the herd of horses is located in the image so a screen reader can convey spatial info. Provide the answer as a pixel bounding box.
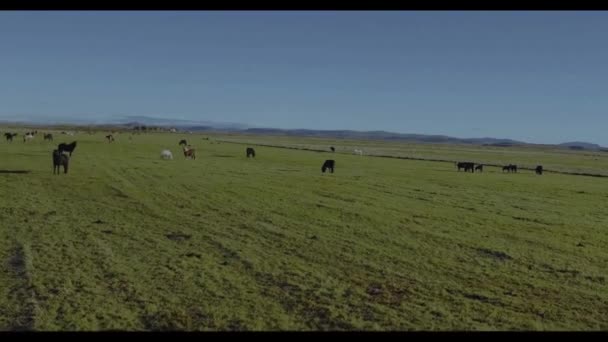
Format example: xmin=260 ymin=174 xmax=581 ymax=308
xmin=4 ymin=131 xmax=53 ymax=142
xmin=4 ymin=130 xmax=549 ymax=177
xmin=456 ymin=161 xmax=543 ymax=175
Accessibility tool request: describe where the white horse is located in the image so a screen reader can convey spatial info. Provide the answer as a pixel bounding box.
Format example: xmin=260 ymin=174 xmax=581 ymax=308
xmin=23 ymin=134 xmax=34 ymax=142
xmin=353 ymin=149 xmax=363 ymax=156
xmin=160 ymin=149 xmax=173 ymax=160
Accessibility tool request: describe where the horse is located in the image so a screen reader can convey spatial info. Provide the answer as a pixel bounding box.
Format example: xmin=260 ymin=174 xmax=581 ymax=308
xmin=475 ymin=164 xmax=483 ymax=172
xmin=4 ymin=132 xmax=17 ymax=142
xmin=330 ymin=146 xmax=335 ymax=152
xmin=510 ymin=164 xmax=518 ymax=173
xmin=353 ymin=149 xmax=363 ymax=156
xmin=160 ymin=149 xmax=173 ymax=160
xmin=23 ymin=133 xmax=34 ymax=142
xmin=246 ymin=147 xmax=255 ymax=158
xmin=502 ymin=165 xmax=511 ymax=172
xmin=535 ymin=165 xmax=543 ymax=175
xmin=52 ymin=149 xmax=69 ymax=174
xmin=456 ymin=162 xmax=475 ymax=173
xmin=44 ymin=133 xmax=53 ymax=141
xmin=105 ymin=134 xmax=115 ymax=143
xmin=183 ymin=146 xmax=196 ymax=159
xmin=322 ymin=160 xmax=335 ymax=173
xmin=179 ymin=139 xmax=188 ymax=146
xmin=58 ymin=141 xmax=77 ymax=156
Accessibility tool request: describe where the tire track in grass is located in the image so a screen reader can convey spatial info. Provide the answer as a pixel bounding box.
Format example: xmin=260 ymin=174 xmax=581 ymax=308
xmin=4 ymin=241 xmax=38 ymax=330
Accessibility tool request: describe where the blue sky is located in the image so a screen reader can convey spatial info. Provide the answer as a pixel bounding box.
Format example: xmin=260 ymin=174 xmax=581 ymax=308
xmin=0 ymin=11 xmax=606 ymax=145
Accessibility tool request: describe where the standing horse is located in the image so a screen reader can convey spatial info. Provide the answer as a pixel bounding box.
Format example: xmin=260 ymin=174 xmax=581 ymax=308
xmin=4 ymin=133 xmax=17 ymax=142
xmin=58 ymin=141 xmax=77 ymax=156
xmin=23 ymin=133 xmax=34 ymax=142
xmin=179 ymin=139 xmax=188 ymax=146
xmin=456 ymin=162 xmax=475 ymax=173
xmin=183 ymin=146 xmax=196 ymax=159
xmin=535 ymin=165 xmax=543 ymax=175
xmin=246 ymin=147 xmax=256 ymax=158
xmin=44 ymin=133 xmax=53 ymax=141
xmin=52 ymin=149 xmax=69 ymax=174
xmin=105 ymin=134 xmax=115 ymax=143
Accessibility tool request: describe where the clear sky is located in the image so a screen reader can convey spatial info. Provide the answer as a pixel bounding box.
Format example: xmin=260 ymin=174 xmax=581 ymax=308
xmin=0 ymin=11 xmax=606 ymax=145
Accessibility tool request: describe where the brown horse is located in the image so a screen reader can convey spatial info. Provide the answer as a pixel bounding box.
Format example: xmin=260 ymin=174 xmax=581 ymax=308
xmin=183 ymin=146 xmax=196 ymax=159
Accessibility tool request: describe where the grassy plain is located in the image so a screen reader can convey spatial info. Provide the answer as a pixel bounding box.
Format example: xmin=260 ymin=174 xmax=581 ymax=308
xmin=0 ymin=128 xmax=607 ymax=330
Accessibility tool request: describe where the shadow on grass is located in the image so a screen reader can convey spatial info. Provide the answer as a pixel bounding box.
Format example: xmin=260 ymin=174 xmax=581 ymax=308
xmin=0 ymin=170 xmax=31 ymax=174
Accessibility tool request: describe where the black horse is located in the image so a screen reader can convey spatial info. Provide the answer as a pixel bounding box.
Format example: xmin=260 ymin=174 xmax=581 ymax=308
xmin=535 ymin=165 xmax=543 ymax=175
xmin=330 ymin=146 xmax=335 ymax=152
xmin=4 ymin=132 xmax=17 ymax=142
xmin=179 ymin=139 xmax=188 ymax=146
xmin=322 ymin=160 xmax=335 ymax=173
xmin=456 ymin=162 xmax=475 ymax=173
xmin=44 ymin=133 xmax=53 ymax=141
xmin=53 ymin=149 xmax=69 ymax=174
xmin=58 ymin=141 xmax=77 ymax=156
xmin=246 ymin=147 xmax=256 ymax=158
xmin=106 ymin=134 xmax=115 ymax=143
xmin=475 ymin=164 xmax=483 ymax=172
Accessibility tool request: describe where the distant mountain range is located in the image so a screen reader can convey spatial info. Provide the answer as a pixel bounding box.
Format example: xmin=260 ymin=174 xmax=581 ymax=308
xmin=0 ymin=114 xmax=605 ymax=150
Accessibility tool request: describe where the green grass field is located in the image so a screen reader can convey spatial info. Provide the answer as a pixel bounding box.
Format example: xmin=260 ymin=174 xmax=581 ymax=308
xmin=1 ymin=128 xmax=607 ymax=331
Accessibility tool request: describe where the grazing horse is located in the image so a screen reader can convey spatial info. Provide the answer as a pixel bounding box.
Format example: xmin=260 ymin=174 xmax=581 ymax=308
xmin=160 ymin=149 xmax=173 ymax=160
xmin=353 ymin=149 xmax=363 ymax=156
xmin=330 ymin=146 xmax=335 ymax=152
xmin=23 ymin=133 xmax=34 ymax=142
xmin=44 ymin=133 xmax=53 ymax=141
xmin=502 ymin=165 xmax=510 ymax=172
xmin=322 ymin=160 xmax=335 ymax=173
xmin=4 ymin=132 xmax=17 ymax=142
xmin=535 ymin=165 xmax=543 ymax=175
xmin=475 ymin=164 xmax=483 ymax=172
xmin=179 ymin=139 xmax=188 ymax=146
xmin=510 ymin=164 xmax=518 ymax=173
xmin=246 ymin=147 xmax=256 ymax=158
xmin=105 ymin=134 xmax=115 ymax=143
xmin=52 ymin=149 xmax=69 ymax=174
xmin=183 ymin=146 xmax=196 ymax=159
xmin=58 ymin=141 xmax=77 ymax=156
xmin=456 ymin=162 xmax=475 ymax=173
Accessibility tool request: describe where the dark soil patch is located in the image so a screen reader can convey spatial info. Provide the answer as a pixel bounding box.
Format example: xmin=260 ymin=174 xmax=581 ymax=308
xmin=183 ymin=252 xmax=202 ymax=259
xmin=475 ymin=248 xmax=512 ymax=262
xmin=166 ymin=233 xmax=192 ymax=241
